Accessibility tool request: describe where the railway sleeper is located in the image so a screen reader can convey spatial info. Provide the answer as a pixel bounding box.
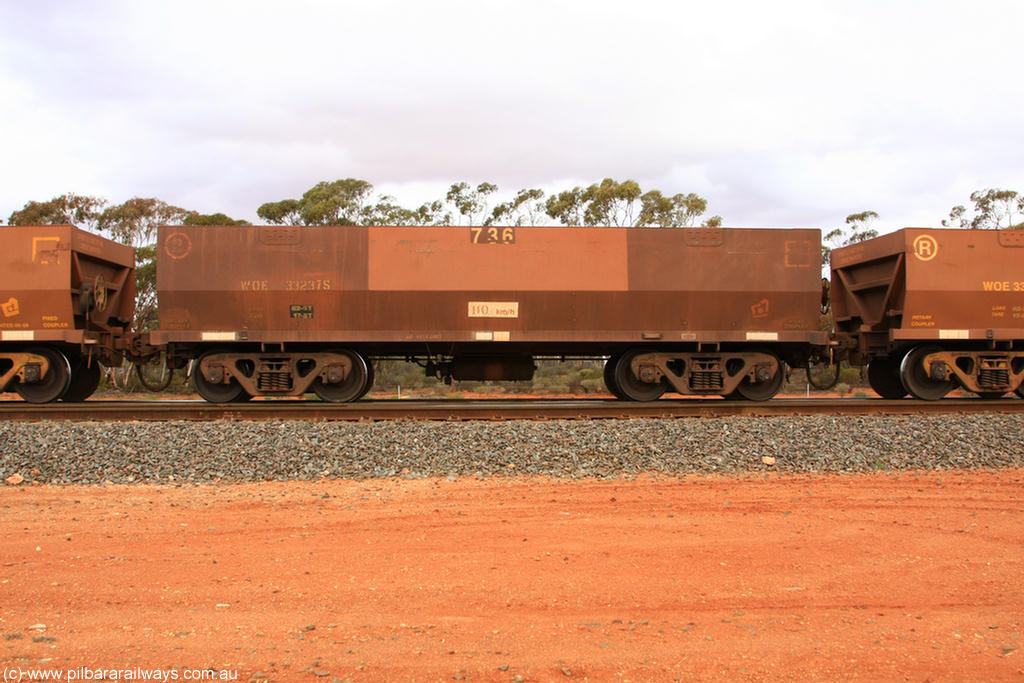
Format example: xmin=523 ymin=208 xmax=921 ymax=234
xmin=628 ymin=351 xmax=783 ymax=400
xmin=910 ymin=349 xmax=1024 ymax=397
xmin=196 ymin=351 xmax=355 ymax=398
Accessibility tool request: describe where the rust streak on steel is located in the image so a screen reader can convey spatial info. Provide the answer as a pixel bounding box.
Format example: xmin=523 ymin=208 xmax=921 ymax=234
xmin=0 ymin=398 xmax=1021 ymax=422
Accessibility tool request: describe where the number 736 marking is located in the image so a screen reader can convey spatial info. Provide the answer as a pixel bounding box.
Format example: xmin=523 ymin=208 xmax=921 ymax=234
xmin=470 ymin=227 xmax=516 ymax=244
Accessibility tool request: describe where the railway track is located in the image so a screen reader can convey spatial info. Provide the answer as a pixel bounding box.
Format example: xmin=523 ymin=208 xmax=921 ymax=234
xmin=1 ymin=397 xmax=1021 ymax=422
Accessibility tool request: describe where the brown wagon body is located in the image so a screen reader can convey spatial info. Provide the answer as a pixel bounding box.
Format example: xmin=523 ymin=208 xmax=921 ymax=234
xmin=151 ymin=224 xmax=828 ymax=401
xmin=0 ymin=225 xmax=135 ymax=402
xmin=832 ymin=228 xmax=1024 ymax=399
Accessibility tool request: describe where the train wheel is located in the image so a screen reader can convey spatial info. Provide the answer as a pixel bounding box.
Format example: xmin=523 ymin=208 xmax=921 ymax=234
xmin=313 ymin=350 xmax=370 ymax=403
xmin=15 ymin=347 xmax=72 ymax=403
xmin=612 ymin=350 xmax=666 ymax=402
xmin=1016 ymin=384 xmax=1024 ymax=399
xmin=193 ymin=352 xmax=246 ymax=403
xmin=603 ymin=354 xmax=626 ymax=399
xmin=900 ymin=345 xmax=955 ymax=401
xmin=61 ymin=360 xmax=102 ymax=402
xmin=732 ymin=352 xmax=785 ymax=401
xmin=355 ymin=361 xmax=376 ymax=400
xmin=867 ymin=356 xmax=908 ymax=399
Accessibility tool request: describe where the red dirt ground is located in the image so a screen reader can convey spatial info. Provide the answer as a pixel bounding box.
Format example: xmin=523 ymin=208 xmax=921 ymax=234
xmin=2 ymin=471 xmax=1023 ymax=682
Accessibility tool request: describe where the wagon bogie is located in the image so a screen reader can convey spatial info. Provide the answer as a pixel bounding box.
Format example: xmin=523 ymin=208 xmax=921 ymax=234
xmin=616 ymin=348 xmax=786 ymax=401
xmin=191 ymin=348 xmax=373 ymax=402
xmin=899 ymin=345 xmax=1024 ymax=400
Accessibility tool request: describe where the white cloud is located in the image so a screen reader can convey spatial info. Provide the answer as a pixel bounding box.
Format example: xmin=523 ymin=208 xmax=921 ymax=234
xmin=2 ymin=0 xmax=1023 ymax=230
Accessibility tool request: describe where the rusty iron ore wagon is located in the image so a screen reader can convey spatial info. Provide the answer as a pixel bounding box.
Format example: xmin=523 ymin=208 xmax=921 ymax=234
xmin=831 ymin=227 xmax=1024 ymax=400
xmin=140 ymin=224 xmax=829 ymax=402
xmin=0 ymin=225 xmax=135 ymax=402
xmin=5 ymin=222 xmax=1022 ymax=403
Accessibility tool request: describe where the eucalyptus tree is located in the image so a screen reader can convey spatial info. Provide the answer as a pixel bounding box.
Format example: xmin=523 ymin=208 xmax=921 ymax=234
xmin=943 ymin=189 xmax=1023 ymax=230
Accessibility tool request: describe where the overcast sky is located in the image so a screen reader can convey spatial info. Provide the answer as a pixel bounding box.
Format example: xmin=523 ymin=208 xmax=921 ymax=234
xmin=1 ymin=0 xmax=1022 ymax=233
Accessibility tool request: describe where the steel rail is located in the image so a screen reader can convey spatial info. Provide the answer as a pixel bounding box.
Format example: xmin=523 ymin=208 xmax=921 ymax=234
xmin=0 ymin=397 xmax=1021 ymax=422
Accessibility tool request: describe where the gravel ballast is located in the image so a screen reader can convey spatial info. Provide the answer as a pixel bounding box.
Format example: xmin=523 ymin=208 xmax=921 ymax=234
xmin=2 ymin=415 xmax=1023 ymax=485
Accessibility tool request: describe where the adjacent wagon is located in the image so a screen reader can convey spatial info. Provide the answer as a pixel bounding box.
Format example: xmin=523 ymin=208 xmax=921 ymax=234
xmin=831 ymin=227 xmax=1024 ymax=399
xmin=0 ymin=225 xmax=135 ymax=402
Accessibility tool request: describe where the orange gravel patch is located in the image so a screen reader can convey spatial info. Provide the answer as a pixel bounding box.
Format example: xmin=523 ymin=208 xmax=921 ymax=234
xmin=2 ymin=471 xmax=1023 ymax=682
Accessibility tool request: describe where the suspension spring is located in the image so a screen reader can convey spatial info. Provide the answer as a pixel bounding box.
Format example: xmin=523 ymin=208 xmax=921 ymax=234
xmin=978 ymin=368 xmax=1009 ymax=389
xmin=257 ymin=361 xmax=293 ymax=392
xmin=690 ymin=371 xmax=723 ymax=391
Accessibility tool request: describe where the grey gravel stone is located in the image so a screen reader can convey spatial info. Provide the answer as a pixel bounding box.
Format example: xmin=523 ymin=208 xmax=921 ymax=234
xmin=1 ymin=415 xmax=1022 ymax=485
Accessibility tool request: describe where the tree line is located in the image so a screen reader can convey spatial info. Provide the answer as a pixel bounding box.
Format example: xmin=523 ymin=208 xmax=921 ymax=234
xmin=7 ymin=179 xmax=1022 ymax=235
xmin=7 ymin=178 xmax=1020 ymax=235
xmin=254 ymin=178 xmax=724 ymax=228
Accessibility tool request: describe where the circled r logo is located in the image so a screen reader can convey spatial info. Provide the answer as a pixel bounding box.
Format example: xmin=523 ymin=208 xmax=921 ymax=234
xmin=912 ymin=234 xmax=938 ymax=261
xmin=164 ymin=232 xmax=192 ymax=260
